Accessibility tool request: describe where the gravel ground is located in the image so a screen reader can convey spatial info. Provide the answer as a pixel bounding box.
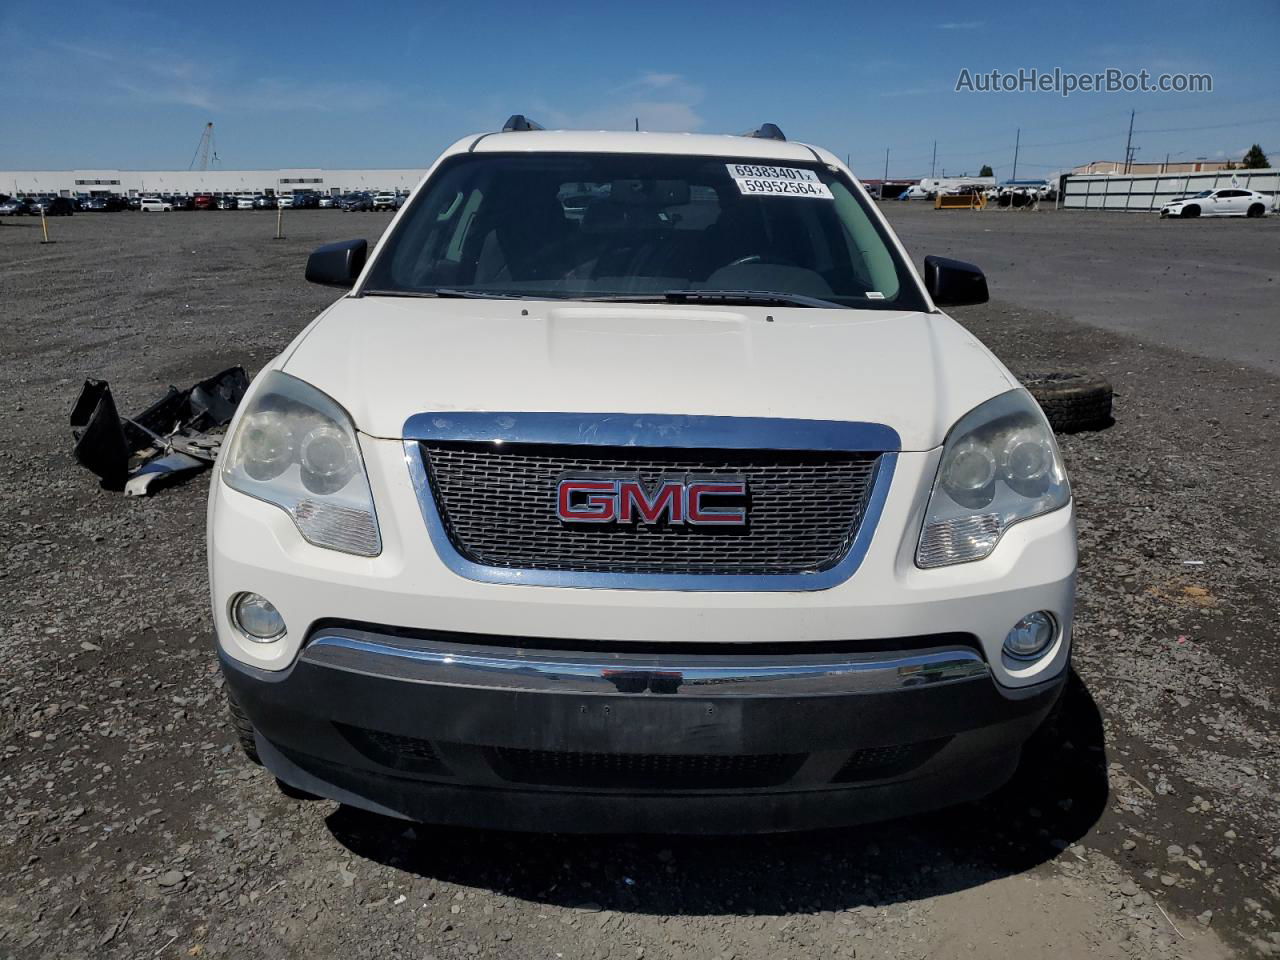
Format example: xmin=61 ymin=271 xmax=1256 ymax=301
xmin=887 ymin=202 xmax=1280 ymax=375
xmin=0 ymin=207 xmax=1276 ymax=959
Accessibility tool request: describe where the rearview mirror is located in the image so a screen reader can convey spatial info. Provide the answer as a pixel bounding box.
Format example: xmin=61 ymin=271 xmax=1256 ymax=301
xmin=924 ymin=255 xmax=989 ymax=307
xmin=305 ymin=239 xmax=368 ymax=288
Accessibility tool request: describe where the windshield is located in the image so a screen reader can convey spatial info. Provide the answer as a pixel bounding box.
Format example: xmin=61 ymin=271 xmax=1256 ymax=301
xmin=362 ymin=152 xmax=927 ymax=310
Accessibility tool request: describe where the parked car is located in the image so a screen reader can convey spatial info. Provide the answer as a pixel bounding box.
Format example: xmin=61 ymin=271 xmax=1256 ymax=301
xmin=81 ymin=197 xmax=109 ymax=211
xmin=253 ymin=195 xmax=277 ymax=210
xmin=1160 ymin=188 xmax=1270 ymax=219
xmin=372 ymin=192 xmax=399 ymax=211
xmin=193 ymin=194 xmax=218 ymax=210
xmin=0 ymin=197 xmax=34 ymax=216
xmin=213 ymin=118 xmax=1074 ymax=834
xmin=139 ymin=197 xmax=173 ymax=212
xmin=318 ymin=196 xmax=337 ymax=208
xmin=30 ymin=196 xmax=75 ymax=216
xmin=342 ymin=193 xmax=374 ymax=212
xmin=218 ymin=196 xmax=239 ymax=210
xmin=126 ymin=196 xmax=142 ymax=211
xmin=164 ymin=195 xmax=191 ymax=210
xmin=290 ymin=193 xmax=320 ymax=209
xmin=238 ymin=197 xmax=258 ymax=210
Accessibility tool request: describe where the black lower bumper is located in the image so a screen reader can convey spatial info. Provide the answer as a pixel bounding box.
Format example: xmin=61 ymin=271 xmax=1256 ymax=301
xmin=220 ymin=626 xmax=1065 ymax=834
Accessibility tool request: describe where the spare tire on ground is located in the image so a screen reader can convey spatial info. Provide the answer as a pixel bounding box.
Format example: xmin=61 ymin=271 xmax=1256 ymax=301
xmin=1020 ymin=372 xmax=1114 ymax=433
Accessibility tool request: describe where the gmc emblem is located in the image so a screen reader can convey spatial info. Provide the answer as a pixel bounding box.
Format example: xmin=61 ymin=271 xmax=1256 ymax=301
xmin=557 ymin=475 xmax=748 ymax=526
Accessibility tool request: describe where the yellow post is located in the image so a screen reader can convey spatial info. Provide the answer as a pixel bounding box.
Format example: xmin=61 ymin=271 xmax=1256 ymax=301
xmin=274 ymin=200 xmax=285 ymax=240
xmin=40 ymin=206 xmax=51 ymax=244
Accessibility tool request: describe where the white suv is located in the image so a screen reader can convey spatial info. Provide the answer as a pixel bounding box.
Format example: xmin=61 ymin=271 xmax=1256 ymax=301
xmin=139 ymin=197 xmax=172 ymax=212
xmin=210 ymin=116 xmax=1076 ymax=833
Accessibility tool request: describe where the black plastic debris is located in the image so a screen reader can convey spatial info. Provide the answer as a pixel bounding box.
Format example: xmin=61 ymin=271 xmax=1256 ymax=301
xmin=70 ymin=366 xmax=250 ymax=495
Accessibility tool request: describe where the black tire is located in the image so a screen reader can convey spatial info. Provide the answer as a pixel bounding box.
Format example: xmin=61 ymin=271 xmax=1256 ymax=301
xmin=226 ymin=689 xmax=262 ymax=765
xmin=1247 ymin=203 xmax=1265 ymax=218
xmin=1181 ymin=205 xmax=1200 ymax=218
xmin=1021 ymin=372 xmax=1114 ymax=433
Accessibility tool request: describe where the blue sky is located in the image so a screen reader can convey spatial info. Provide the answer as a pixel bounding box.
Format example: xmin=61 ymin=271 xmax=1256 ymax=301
xmin=2 ymin=0 xmax=1277 ymax=177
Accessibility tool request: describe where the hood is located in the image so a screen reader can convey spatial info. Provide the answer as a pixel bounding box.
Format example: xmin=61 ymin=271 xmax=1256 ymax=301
xmin=281 ymin=297 xmax=1016 ymax=451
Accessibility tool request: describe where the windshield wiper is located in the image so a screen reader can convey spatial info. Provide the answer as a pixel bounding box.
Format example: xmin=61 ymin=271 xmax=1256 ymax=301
xmin=582 ymin=290 xmax=849 ymax=309
xmin=433 ymin=288 xmax=531 ymax=300
xmin=361 ymin=288 xmax=532 ymax=300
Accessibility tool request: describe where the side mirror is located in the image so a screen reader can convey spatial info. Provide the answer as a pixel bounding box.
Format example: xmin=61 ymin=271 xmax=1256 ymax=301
xmin=924 ymin=254 xmax=989 ymax=307
xmin=305 ymin=239 xmax=368 ymax=288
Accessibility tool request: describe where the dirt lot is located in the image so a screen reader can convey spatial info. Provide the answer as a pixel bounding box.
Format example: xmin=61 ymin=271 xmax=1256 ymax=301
xmin=0 ymin=206 xmax=1277 ymax=960
xmin=888 ymin=203 xmax=1280 ymax=375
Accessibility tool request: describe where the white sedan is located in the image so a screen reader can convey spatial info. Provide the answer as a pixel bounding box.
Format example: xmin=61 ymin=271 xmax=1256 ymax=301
xmin=1161 ymin=188 xmax=1270 ymax=219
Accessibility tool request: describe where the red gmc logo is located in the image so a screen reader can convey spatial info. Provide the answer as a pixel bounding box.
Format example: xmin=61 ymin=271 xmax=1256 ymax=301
xmin=557 ymin=475 xmax=748 ymax=526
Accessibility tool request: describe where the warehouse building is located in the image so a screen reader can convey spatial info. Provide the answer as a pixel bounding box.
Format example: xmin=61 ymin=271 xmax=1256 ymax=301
xmin=1071 ymin=159 xmax=1242 ymax=176
xmin=0 ymin=168 xmax=426 ymax=199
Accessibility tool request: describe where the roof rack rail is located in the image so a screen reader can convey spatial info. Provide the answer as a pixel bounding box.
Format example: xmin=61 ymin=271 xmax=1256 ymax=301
xmin=502 ymin=114 xmax=545 ymax=132
xmin=742 ymin=122 xmax=786 ymax=142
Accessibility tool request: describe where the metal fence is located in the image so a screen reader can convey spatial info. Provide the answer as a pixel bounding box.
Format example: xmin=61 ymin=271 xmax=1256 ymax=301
xmin=1060 ymin=169 xmax=1279 ymax=212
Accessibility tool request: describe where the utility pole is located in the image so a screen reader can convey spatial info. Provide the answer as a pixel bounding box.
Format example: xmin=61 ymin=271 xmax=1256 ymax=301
xmin=1123 ymin=109 xmax=1135 ymax=174
xmin=930 ymin=140 xmax=937 ymax=179
xmin=883 ymin=147 xmax=889 ymax=182
xmin=1011 ymin=128 xmax=1020 ymax=181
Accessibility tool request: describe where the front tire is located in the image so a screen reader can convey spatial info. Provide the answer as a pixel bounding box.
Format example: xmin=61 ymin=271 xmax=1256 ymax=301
xmin=1181 ymin=205 xmax=1200 ymax=218
xmin=226 ymin=689 xmax=262 ymax=765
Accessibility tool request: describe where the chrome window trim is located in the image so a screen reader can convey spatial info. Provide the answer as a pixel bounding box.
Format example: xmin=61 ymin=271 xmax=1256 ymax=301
xmin=306 ymin=630 xmax=989 ymax=696
xmin=402 ymin=411 xmax=898 ymax=592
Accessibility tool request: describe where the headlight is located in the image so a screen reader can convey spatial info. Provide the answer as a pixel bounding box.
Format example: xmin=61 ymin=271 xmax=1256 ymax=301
xmin=222 ymin=371 xmax=381 ymax=556
xmin=917 ymin=390 xmax=1069 ymax=568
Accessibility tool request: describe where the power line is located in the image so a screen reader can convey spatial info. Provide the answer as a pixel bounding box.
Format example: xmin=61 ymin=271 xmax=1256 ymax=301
xmin=1136 ymin=115 xmax=1280 ymax=135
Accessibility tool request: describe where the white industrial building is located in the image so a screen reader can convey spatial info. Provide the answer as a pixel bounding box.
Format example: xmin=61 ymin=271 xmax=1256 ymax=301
xmin=0 ymin=168 xmax=426 ymax=198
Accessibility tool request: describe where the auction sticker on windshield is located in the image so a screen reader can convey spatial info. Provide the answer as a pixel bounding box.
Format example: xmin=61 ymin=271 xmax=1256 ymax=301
xmin=727 ymin=164 xmax=834 ymax=199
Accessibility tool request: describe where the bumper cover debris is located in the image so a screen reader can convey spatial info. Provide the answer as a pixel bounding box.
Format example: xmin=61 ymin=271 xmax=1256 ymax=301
xmin=70 ymin=366 xmax=249 ymax=494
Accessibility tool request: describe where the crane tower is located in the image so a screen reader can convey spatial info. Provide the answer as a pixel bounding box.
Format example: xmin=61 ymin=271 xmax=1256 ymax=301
xmin=189 ymin=122 xmax=217 ymax=171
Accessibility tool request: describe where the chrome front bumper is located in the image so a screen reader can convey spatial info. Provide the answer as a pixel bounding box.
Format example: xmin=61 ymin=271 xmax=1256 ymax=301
xmin=303 ymin=629 xmax=990 ymax=697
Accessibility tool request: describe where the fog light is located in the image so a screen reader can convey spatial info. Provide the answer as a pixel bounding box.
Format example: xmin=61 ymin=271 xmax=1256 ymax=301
xmin=230 ymin=592 xmax=286 ymax=641
xmin=1003 ymin=611 xmax=1057 ymax=661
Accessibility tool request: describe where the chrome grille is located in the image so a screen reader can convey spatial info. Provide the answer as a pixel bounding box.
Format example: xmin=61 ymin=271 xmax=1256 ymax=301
xmin=419 ymin=442 xmax=881 ymax=576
